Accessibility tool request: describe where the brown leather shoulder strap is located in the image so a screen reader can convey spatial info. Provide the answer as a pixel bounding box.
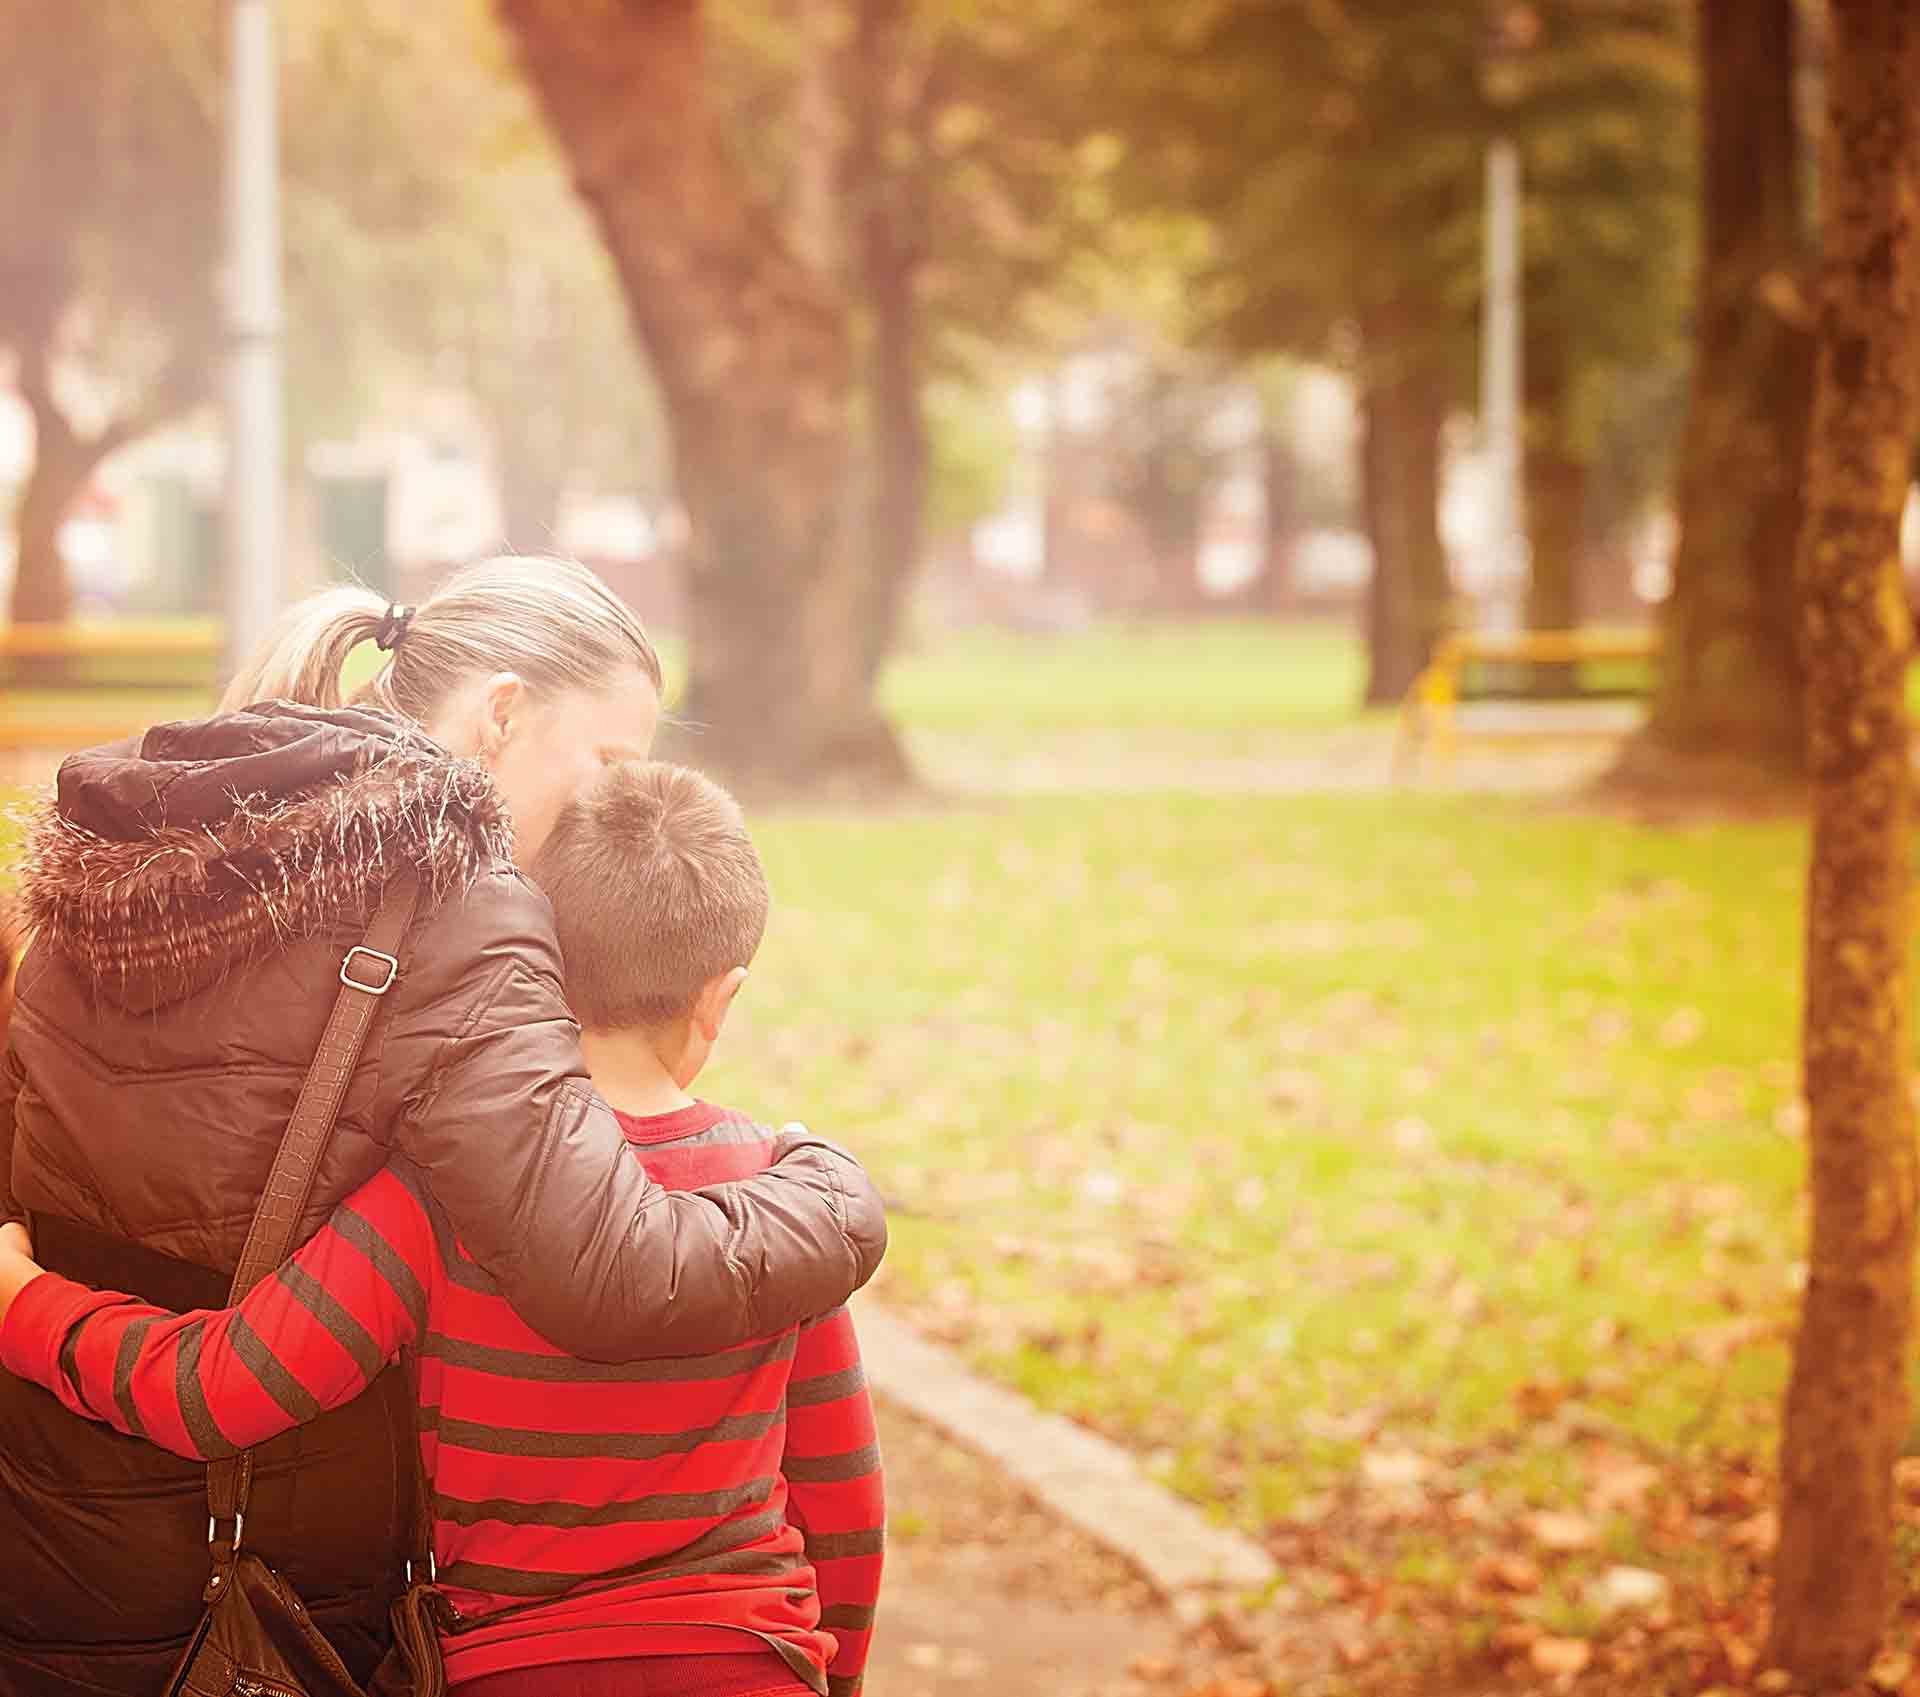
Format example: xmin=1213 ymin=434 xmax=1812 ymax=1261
xmin=208 ymin=871 xmax=421 ymax=1541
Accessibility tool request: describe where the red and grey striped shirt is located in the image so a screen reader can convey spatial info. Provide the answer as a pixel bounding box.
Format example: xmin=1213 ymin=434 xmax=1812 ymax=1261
xmin=0 ymin=1101 xmax=883 ymax=1696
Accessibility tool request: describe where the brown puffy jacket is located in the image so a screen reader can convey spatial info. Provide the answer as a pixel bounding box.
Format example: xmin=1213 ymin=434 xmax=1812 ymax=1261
xmin=0 ymin=704 xmax=886 ymax=1696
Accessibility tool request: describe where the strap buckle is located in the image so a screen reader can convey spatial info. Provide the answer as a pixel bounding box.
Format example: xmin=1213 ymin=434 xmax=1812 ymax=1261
xmin=209 ymin=1510 xmax=245 ymax=1551
xmin=404 ymin=1551 xmax=437 ymax=1585
xmin=340 ymin=946 xmax=400 ymax=996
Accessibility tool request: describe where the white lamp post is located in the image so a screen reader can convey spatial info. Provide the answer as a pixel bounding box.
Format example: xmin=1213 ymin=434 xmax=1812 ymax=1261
xmin=1480 ymin=134 xmax=1526 ymax=629
xmin=222 ymin=0 xmax=284 ymax=679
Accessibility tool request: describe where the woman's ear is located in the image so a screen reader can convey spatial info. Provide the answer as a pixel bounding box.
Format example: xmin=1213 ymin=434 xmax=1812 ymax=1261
xmin=477 ymin=673 xmax=526 ymax=765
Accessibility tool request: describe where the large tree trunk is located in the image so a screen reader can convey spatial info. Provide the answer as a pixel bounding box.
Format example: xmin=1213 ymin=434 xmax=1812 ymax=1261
xmin=1638 ymin=0 xmax=1813 ymax=770
xmin=850 ymin=0 xmax=929 ymax=694
xmin=9 ymin=368 xmax=113 ymax=661
xmin=496 ymin=0 xmax=907 ymax=788
xmin=1360 ymin=350 xmax=1449 ymax=705
xmin=9 ymin=440 xmax=87 ymax=626
xmin=1523 ymin=324 xmax=1585 ymax=638
xmin=858 ymin=218 xmax=928 ymax=690
xmin=1255 ymin=414 xmax=1298 ymax=615
xmin=1134 ymin=447 xmax=1207 ymax=612
xmin=1769 ymin=0 xmax=1920 ymax=1682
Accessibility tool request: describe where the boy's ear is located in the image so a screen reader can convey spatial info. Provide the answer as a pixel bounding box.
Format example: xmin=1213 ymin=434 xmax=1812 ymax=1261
xmin=691 ymin=967 xmax=749 ymax=1043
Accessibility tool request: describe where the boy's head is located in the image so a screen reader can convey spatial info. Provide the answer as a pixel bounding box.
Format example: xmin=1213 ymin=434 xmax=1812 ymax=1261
xmin=531 ymin=761 xmax=768 ymax=1083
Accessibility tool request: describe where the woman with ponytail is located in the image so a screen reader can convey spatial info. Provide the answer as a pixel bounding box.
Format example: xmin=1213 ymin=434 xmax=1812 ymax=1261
xmin=0 ymin=556 xmax=886 ymax=1695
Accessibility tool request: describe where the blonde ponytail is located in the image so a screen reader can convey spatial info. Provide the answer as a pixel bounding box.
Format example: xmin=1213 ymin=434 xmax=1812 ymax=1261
xmin=220 ymin=584 xmax=388 ymax=712
xmin=220 ymin=556 xmax=661 ymax=726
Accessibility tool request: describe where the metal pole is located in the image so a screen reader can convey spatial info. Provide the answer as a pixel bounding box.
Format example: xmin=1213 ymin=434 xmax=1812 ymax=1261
xmin=223 ymin=0 xmax=284 ymax=681
xmin=1481 ymin=136 xmax=1525 ymax=629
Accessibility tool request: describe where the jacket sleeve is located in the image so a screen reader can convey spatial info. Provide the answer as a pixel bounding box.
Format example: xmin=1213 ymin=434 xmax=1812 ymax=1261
xmin=0 ymin=1169 xmax=429 ymax=1459
xmin=387 ymin=869 xmax=888 ymax=1363
xmin=0 ymin=905 xmax=20 ymax=1225
xmin=1 ymin=1040 xmax=24 ymax=1229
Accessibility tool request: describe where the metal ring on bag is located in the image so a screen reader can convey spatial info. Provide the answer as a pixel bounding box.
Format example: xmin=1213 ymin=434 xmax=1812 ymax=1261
xmin=208 ymin=1510 xmax=245 ymax=1551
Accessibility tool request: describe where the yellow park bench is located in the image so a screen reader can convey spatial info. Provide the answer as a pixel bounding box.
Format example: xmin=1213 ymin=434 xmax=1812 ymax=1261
xmin=1401 ymin=627 xmax=1660 ymax=773
xmin=0 ymin=619 xmax=224 ymax=751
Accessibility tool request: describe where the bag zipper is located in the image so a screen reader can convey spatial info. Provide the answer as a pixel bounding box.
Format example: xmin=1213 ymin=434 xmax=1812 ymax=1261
xmin=232 ymin=1677 xmax=306 ymax=1697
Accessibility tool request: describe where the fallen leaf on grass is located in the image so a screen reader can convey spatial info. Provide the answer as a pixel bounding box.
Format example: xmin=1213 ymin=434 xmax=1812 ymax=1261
xmin=1493 ymin=1622 xmax=1543 ymax=1657
xmin=1585 ymin=1452 xmax=1662 ymax=1515
xmin=1361 ymin=1448 xmax=1433 ymax=1488
xmin=1587 ymin=1565 xmax=1669 ymax=1615
xmin=1530 ymin=1636 xmax=1593 ymax=1679
xmin=1718 ymin=1630 xmax=1761 ymax=1679
xmin=1473 ymin=1554 xmax=1543 ymax=1594
xmin=1869 ymin=1649 xmax=1913 ymax=1693
xmin=1516 ymin=1379 xmax=1573 ymax=1422
xmin=1728 ymin=1510 xmax=1778 ymax=1554
xmin=1524 ymin=1510 xmax=1601 ymax=1551
xmin=1334 ymin=1636 xmax=1376 ymax=1668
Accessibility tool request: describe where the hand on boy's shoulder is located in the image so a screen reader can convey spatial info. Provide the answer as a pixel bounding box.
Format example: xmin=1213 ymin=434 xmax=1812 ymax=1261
xmin=770 ymin=1121 xmax=818 ymax=1160
xmin=770 ymin=1122 xmax=875 ymax=1174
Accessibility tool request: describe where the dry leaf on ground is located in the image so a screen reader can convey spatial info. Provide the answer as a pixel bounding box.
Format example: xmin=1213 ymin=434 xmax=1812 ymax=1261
xmin=1524 ymin=1510 xmax=1601 ymax=1551
xmin=1530 ymin=1636 xmax=1594 ymax=1679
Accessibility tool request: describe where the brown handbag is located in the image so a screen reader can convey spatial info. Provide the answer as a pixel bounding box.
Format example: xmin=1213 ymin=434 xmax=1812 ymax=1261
xmin=164 ymin=874 xmax=449 ymax=1697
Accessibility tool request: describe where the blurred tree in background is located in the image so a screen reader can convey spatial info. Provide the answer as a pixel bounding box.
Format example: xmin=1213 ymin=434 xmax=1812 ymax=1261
xmin=1086 ymin=0 xmax=1689 ymax=702
xmin=0 ymin=0 xmax=658 ymax=627
xmin=1503 ymin=3 xmax=1691 ymax=645
xmin=1094 ymin=1 xmax=1480 ymax=701
xmin=278 ymin=0 xmax=667 ymax=552
xmin=1634 ymin=0 xmax=1814 ymax=776
xmin=497 ymin=0 xmax=1112 ymax=784
xmin=712 ymin=0 xmax=1109 ymax=700
xmin=497 ymin=0 xmax=887 ymax=787
xmin=0 ymin=2 xmax=217 ymax=625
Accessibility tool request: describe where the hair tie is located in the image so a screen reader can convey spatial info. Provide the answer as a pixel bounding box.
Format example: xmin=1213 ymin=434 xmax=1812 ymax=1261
xmin=373 ymin=604 xmax=415 ymax=652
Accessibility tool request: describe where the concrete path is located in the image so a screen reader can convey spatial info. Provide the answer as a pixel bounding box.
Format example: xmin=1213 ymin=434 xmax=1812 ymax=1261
xmin=866 ymin=1397 xmax=1183 ymax=1697
xmin=856 ymin=1301 xmax=1284 ymax=1695
xmin=858 ymin=1303 xmax=1276 ymax=1601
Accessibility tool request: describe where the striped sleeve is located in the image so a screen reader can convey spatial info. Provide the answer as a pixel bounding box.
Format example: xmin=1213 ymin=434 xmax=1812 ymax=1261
xmin=0 ymin=1168 xmax=433 ymax=1460
xmin=784 ymin=1305 xmax=884 ymax=1697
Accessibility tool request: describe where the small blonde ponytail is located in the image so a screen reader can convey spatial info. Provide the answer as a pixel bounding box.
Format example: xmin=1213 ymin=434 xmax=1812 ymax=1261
xmin=219 ymin=557 xmax=661 ymax=729
xmin=219 ymin=585 xmax=388 ymax=712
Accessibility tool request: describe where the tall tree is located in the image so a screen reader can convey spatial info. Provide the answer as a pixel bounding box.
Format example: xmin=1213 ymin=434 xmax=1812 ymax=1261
xmin=1104 ymin=350 xmax=1238 ymax=610
xmin=499 ymin=0 xmax=910 ymax=786
xmin=1769 ymin=0 xmax=1920 ymax=1680
xmin=0 ymin=0 xmax=542 ymax=624
xmin=1358 ymin=321 xmax=1452 ymax=702
xmin=1117 ymin=2 xmax=1485 ymax=700
xmin=1505 ymin=0 xmax=1692 ymax=644
xmin=1636 ymin=0 xmax=1813 ymax=770
xmin=719 ymin=0 xmax=1111 ymax=683
xmin=844 ymin=0 xmax=932 ymax=692
xmin=0 ymin=1 xmax=217 ymax=625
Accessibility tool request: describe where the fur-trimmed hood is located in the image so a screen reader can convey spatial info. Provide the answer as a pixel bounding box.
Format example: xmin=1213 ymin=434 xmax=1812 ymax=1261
xmin=20 ymin=701 xmax=512 ymax=1010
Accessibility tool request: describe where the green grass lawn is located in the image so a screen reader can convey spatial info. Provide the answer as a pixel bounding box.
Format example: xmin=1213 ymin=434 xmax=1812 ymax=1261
xmin=881 ymin=618 xmax=1365 ymax=732
xmin=699 ymin=791 xmax=1811 ymax=1564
